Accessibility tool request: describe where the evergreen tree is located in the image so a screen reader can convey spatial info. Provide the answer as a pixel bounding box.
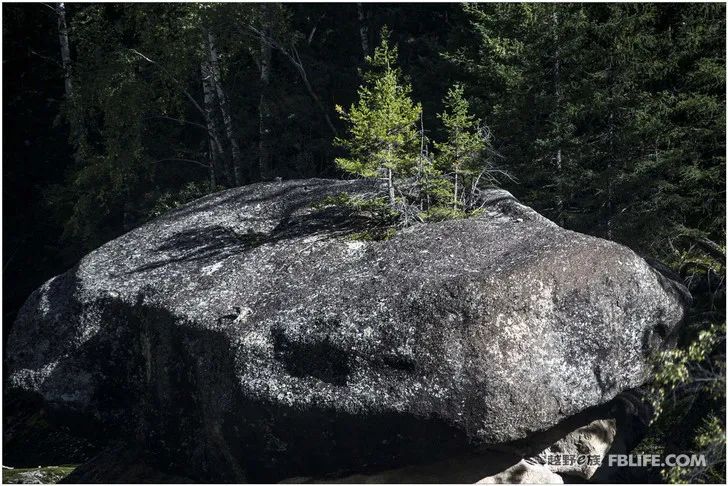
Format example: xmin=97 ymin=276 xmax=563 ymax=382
xmin=448 ymin=2 xmax=725 ymax=254
xmin=335 ymin=28 xmax=422 ymax=207
xmin=435 ymin=84 xmax=491 ymax=210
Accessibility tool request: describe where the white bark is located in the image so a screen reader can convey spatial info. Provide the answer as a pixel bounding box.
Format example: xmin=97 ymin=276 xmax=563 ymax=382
xmin=206 ymin=30 xmax=242 ymax=185
xmin=453 ymin=172 xmax=459 ymax=209
xmin=56 ymin=3 xmax=73 ymax=100
xmin=55 ymin=2 xmax=86 ymax=166
xmin=387 ymin=167 xmax=396 ymax=207
xmin=201 ymin=60 xmax=225 ymax=187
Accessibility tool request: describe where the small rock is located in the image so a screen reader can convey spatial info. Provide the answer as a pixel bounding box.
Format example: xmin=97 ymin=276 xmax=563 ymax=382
xmin=477 ymin=460 xmax=564 ymax=484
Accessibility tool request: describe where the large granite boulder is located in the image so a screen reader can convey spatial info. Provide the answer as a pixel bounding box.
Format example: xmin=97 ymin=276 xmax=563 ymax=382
xmin=5 ymin=179 xmax=689 ymax=482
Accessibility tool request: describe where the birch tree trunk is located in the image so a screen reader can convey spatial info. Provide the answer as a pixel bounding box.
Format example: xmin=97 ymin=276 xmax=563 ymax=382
xmin=206 ymin=30 xmax=242 ymax=186
xmin=55 ymin=2 xmax=87 ymax=169
xmin=201 ymin=60 xmax=225 ymax=187
xmin=258 ymin=4 xmax=273 ymax=180
xmin=357 ymin=3 xmax=369 ymax=57
xmin=57 ymin=2 xmax=73 ymax=100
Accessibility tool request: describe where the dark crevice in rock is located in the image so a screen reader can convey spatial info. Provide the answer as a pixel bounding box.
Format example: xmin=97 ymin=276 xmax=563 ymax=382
xmin=272 ymin=327 xmax=351 ymax=386
xmin=379 ymin=353 xmax=417 ymax=373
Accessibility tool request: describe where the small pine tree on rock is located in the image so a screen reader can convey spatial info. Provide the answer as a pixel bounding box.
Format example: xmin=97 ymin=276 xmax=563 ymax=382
xmin=435 ymin=84 xmax=493 ymax=210
xmin=335 ymin=28 xmax=422 ymax=209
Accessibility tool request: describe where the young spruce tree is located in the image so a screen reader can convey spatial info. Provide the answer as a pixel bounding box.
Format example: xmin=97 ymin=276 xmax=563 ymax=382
xmin=435 ymin=84 xmax=490 ymax=210
xmin=335 ymin=28 xmax=422 ymax=208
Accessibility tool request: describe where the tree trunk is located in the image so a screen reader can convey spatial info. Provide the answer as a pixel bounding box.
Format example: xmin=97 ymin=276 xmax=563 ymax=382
xmin=552 ymin=10 xmax=565 ymax=227
xmin=56 ymin=2 xmax=88 ymax=168
xmin=57 ymin=3 xmax=73 ymax=100
xmin=357 ymin=3 xmax=369 ymax=57
xmin=606 ymin=113 xmax=614 ymax=240
xmin=206 ymin=30 xmax=242 ymax=186
xmin=606 ymin=56 xmax=615 ymax=240
xmin=387 ymin=168 xmax=396 ymax=207
xmin=201 ymin=60 xmax=225 ymax=188
xmin=417 ymin=112 xmax=425 ymax=206
xmin=453 ymin=172 xmax=458 ymax=209
xmin=258 ymin=4 xmax=273 ymax=180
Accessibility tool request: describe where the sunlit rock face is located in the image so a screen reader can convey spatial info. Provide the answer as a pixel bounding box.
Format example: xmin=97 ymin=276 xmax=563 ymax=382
xmin=6 ymin=178 xmax=689 ymax=482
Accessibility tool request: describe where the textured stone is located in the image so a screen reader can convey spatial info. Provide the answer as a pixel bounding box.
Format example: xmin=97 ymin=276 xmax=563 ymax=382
xmin=537 ymin=419 xmax=616 ymax=479
xmin=5 ymin=179 xmax=689 ymax=481
xmin=477 ymin=460 xmax=564 ymax=484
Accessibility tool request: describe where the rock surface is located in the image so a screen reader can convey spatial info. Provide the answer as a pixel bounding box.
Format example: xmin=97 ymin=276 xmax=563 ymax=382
xmin=537 ymin=419 xmax=616 ymax=479
xmin=477 ymin=460 xmax=564 ymax=484
xmin=5 ymin=179 xmax=689 ymax=481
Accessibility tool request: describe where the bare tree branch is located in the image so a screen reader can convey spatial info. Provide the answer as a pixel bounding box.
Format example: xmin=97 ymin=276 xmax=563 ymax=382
xmin=244 ymin=24 xmax=338 ymax=137
xmin=152 ymin=158 xmax=210 ymax=169
xmin=29 ymin=48 xmax=62 ymax=68
xmin=129 ymin=48 xmax=207 ymax=120
xmin=143 ymin=115 xmax=209 ymax=131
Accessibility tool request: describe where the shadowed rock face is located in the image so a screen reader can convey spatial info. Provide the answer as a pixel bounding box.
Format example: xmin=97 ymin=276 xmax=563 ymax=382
xmin=5 ymin=179 xmax=689 ymax=482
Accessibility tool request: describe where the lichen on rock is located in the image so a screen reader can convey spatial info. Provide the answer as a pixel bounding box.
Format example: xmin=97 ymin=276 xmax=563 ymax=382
xmin=5 ymin=179 xmax=690 ymax=482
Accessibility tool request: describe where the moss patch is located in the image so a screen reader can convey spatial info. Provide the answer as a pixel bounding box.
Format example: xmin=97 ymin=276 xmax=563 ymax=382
xmin=2 ymin=465 xmax=77 ymax=484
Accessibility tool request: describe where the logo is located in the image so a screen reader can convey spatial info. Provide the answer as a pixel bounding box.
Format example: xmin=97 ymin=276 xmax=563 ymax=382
xmin=540 ymin=453 xmax=707 ymax=468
